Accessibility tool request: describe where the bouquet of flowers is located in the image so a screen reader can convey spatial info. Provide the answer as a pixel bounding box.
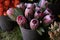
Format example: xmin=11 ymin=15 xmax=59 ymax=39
xmin=7 ymin=0 xmax=55 ymax=35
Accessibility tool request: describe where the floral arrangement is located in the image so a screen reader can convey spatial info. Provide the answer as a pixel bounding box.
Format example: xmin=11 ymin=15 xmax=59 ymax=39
xmin=7 ymin=0 xmax=54 ymax=35
xmin=6 ymin=0 xmax=60 ymax=39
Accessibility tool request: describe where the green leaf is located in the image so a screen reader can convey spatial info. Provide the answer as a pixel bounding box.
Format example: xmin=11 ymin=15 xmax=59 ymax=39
xmin=37 ymin=30 xmax=42 ymax=35
xmin=40 ymin=27 xmax=45 ymax=32
xmin=37 ymin=27 xmax=45 ymax=35
xmin=14 ymin=8 xmax=24 ymax=17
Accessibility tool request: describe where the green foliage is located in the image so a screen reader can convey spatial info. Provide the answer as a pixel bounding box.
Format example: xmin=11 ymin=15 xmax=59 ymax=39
xmin=14 ymin=8 xmax=24 ymax=17
xmin=0 ymin=26 xmax=22 ymax=40
xmin=37 ymin=27 xmax=45 ymax=35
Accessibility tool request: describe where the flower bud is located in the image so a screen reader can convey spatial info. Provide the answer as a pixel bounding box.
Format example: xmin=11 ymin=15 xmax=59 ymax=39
xmin=39 ymin=0 xmax=48 ymax=8
xmin=34 ymin=11 xmax=40 ymax=19
xmin=7 ymin=8 xmax=15 ymax=21
xmin=16 ymin=3 xmax=25 ymax=11
xmin=16 ymin=15 xmax=27 ymax=26
xmin=30 ymin=19 xmax=39 ymax=30
xmin=34 ymin=6 xmax=45 ymax=19
xmin=34 ymin=11 xmax=44 ymax=19
xmin=24 ymin=3 xmax=28 ymax=8
xmin=25 ymin=3 xmax=34 ymax=18
xmin=35 ymin=6 xmax=41 ymax=11
xmin=27 ymin=3 xmax=34 ymax=10
xmin=43 ymin=15 xmax=54 ymax=24
xmin=7 ymin=8 xmax=14 ymax=16
xmin=44 ymin=8 xmax=52 ymax=15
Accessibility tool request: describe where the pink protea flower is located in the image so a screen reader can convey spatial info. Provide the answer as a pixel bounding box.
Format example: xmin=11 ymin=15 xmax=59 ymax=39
xmin=44 ymin=8 xmax=52 ymax=15
xmin=7 ymin=8 xmax=16 ymax=21
xmin=25 ymin=3 xmax=34 ymax=18
xmin=7 ymin=8 xmax=14 ymax=16
xmin=24 ymin=3 xmax=28 ymax=8
xmin=34 ymin=11 xmax=41 ymax=19
xmin=34 ymin=6 xmax=45 ymax=19
xmin=35 ymin=6 xmax=41 ymax=11
xmin=30 ymin=19 xmax=39 ymax=30
xmin=25 ymin=8 xmax=34 ymax=17
xmin=27 ymin=3 xmax=34 ymax=10
xmin=39 ymin=0 xmax=48 ymax=8
xmin=16 ymin=15 xmax=27 ymax=26
xmin=16 ymin=3 xmax=25 ymax=11
xmin=43 ymin=15 xmax=54 ymax=24
xmin=34 ymin=11 xmax=45 ymax=19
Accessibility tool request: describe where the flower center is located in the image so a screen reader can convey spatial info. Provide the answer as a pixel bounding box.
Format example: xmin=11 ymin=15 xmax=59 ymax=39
xmin=18 ymin=16 xmax=22 ymax=21
xmin=32 ymin=20 xmax=37 ymax=24
xmin=37 ymin=11 xmax=41 ymax=13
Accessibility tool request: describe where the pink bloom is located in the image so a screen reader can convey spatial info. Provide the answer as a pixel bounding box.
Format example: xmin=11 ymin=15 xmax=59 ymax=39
xmin=27 ymin=3 xmax=34 ymax=9
xmin=7 ymin=8 xmax=16 ymax=21
xmin=34 ymin=6 xmax=45 ymax=19
xmin=16 ymin=3 xmax=25 ymax=11
xmin=7 ymin=8 xmax=14 ymax=16
xmin=43 ymin=15 xmax=54 ymax=24
xmin=24 ymin=3 xmax=28 ymax=7
xmin=25 ymin=8 xmax=33 ymax=17
xmin=30 ymin=19 xmax=39 ymax=30
xmin=34 ymin=11 xmax=45 ymax=19
xmin=39 ymin=0 xmax=48 ymax=8
xmin=16 ymin=15 xmax=27 ymax=26
xmin=34 ymin=11 xmax=41 ymax=19
xmin=25 ymin=4 xmax=34 ymax=18
xmin=44 ymin=8 xmax=52 ymax=15
xmin=35 ymin=6 xmax=41 ymax=11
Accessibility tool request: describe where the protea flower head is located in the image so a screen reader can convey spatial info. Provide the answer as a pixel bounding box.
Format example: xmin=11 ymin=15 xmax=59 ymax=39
xmin=16 ymin=15 xmax=27 ymax=27
xmin=24 ymin=3 xmax=28 ymax=8
xmin=25 ymin=3 xmax=34 ymax=18
xmin=35 ymin=6 xmax=41 ymax=11
xmin=27 ymin=3 xmax=35 ymax=10
xmin=34 ymin=6 xmax=40 ymax=19
xmin=34 ymin=10 xmax=45 ymax=19
xmin=43 ymin=15 xmax=54 ymax=24
xmin=30 ymin=19 xmax=39 ymax=30
xmin=34 ymin=6 xmax=45 ymax=19
xmin=7 ymin=8 xmax=15 ymax=21
xmin=39 ymin=0 xmax=48 ymax=8
xmin=16 ymin=3 xmax=25 ymax=11
xmin=7 ymin=8 xmax=14 ymax=15
xmin=44 ymin=8 xmax=52 ymax=15
xmin=33 ymin=3 xmax=38 ymax=7
xmin=34 ymin=10 xmax=41 ymax=19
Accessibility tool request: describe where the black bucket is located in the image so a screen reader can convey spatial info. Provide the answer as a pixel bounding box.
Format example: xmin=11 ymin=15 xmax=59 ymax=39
xmin=0 ymin=16 xmax=16 ymax=31
xmin=20 ymin=27 xmax=41 ymax=40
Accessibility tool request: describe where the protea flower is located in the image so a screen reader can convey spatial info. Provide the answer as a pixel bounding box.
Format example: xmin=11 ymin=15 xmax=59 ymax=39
xmin=43 ymin=15 xmax=54 ymax=24
xmin=34 ymin=6 xmax=41 ymax=19
xmin=16 ymin=3 xmax=25 ymax=11
xmin=34 ymin=11 xmax=45 ymax=19
xmin=7 ymin=8 xmax=16 ymax=21
xmin=24 ymin=3 xmax=28 ymax=8
xmin=34 ymin=11 xmax=40 ymax=19
xmin=25 ymin=3 xmax=34 ymax=16
xmin=34 ymin=6 xmax=45 ymax=19
xmin=25 ymin=3 xmax=34 ymax=21
xmin=39 ymin=0 xmax=48 ymax=8
xmin=35 ymin=6 xmax=41 ymax=11
xmin=16 ymin=15 xmax=27 ymax=27
xmin=30 ymin=19 xmax=39 ymax=30
xmin=44 ymin=8 xmax=52 ymax=15
xmin=27 ymin=3 xmax=35 ymax=10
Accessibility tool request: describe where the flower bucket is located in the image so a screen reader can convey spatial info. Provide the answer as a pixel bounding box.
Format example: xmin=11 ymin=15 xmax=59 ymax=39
xmin=20 ymin=27 xmax=50 ymax=40
xmin=0 ymin=16 xmax=16 ymax=31
xmin=20 ymin=27 xmax=41 ymax=40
